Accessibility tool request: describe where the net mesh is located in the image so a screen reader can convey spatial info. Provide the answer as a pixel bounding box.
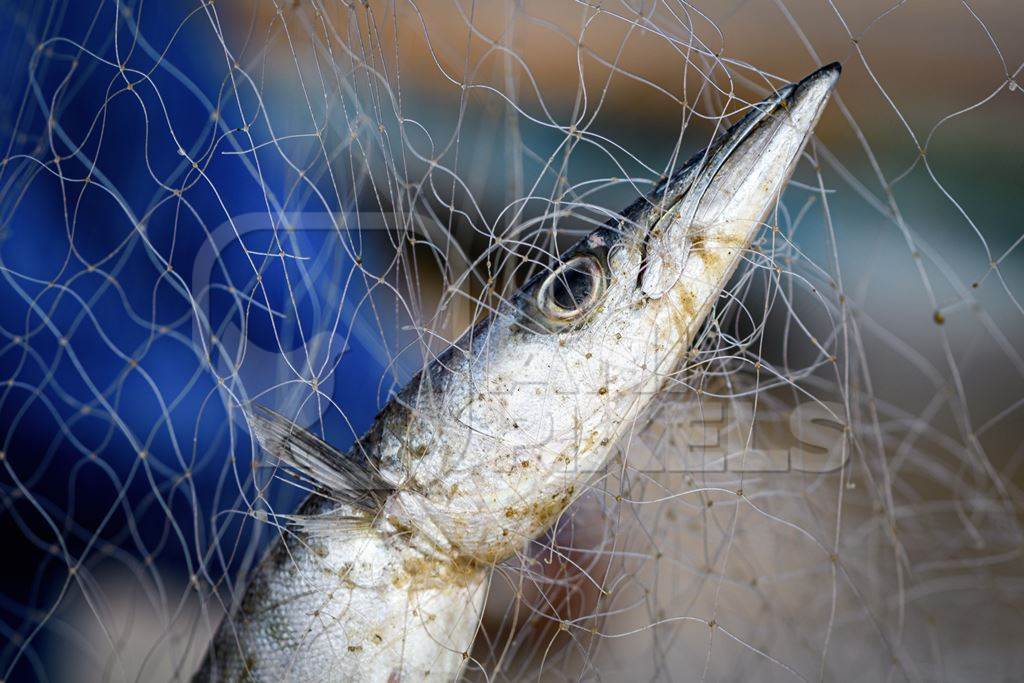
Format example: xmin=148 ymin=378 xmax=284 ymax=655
xmin=0 ymin=1 xmax=1021 ymax=680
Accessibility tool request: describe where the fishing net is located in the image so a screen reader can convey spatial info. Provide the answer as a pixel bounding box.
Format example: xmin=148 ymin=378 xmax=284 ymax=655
xmin=1 ymin=1 xmax=1021 ymax=680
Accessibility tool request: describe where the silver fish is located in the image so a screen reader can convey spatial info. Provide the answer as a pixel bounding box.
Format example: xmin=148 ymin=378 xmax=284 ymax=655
xmin=194 ymin=63 xmax=840 ymax=682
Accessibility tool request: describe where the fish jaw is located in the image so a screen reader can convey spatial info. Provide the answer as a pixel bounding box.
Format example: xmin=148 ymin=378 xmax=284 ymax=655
xmin=385 ymin=65 xmax=840 ymax=561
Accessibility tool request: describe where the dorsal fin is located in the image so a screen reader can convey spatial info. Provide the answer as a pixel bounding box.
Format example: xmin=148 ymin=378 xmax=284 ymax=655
xmin=247 ymin=405 xmax=395 ymax=513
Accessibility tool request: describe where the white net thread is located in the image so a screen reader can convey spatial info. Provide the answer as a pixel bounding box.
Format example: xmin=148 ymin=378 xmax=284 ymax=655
xmin=0 ymin=1 xmax=1021 ymax=681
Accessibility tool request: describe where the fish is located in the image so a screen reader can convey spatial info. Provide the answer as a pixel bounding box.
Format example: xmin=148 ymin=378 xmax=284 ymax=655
xmin=193 ymin=63 xmax=840 ymax=682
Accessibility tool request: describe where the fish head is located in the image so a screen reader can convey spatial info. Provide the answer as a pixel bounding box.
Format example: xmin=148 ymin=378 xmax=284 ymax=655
xmin=394 ymin=65 xmax=840 ymax=559
xmin=490 ymin=63 xmax=841 ymax=425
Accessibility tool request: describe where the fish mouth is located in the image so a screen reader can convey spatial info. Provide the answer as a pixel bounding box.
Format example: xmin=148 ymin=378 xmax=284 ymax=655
xmin=638 ymin=62 xmax=841 ymax=298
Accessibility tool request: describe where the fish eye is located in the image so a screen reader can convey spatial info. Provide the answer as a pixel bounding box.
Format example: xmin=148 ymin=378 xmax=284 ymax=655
xmin=538 ymin=255 xmax=604 ymax=320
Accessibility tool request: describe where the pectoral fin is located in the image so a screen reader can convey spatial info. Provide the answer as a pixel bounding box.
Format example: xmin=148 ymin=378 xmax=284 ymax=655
xmin=248 ymin=405 xmax=395 ymax=513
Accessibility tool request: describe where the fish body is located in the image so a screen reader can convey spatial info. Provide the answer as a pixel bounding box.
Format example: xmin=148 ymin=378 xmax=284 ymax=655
xmin=194 ymin=494 xmax=487 ymax=681
xmin=195 ymin=64 xmax=840 ymax=681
